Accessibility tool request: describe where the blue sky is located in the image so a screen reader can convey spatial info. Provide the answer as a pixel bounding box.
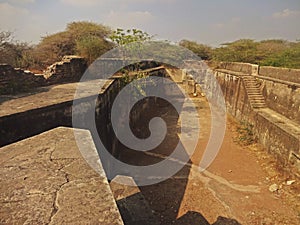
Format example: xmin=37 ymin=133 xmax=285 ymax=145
xmin=0 ymin=0 xmax=299 ymax=46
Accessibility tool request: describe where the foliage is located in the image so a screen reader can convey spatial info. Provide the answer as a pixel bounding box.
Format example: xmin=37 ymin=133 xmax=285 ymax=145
xmin=0 ymin=31 xmax=33 ymax=68
xmin=179 ymin=39 xmax=212 ymax=60
xmin=110 ymin=28 xmax=152 ymax=64
xmin=76 ymin=35 xmax=112 ymax=64
xmin=110 ymin=28 xmax=153 ymax=96
xmin=110 ymin=28 xmax=151 ymax=46
xmin=213 ymin=39 xmax=259 ymax=63
xmin=181 ymin=38 xmax=300 ymax=69
xmin=33 ymin=21 xmax=113 ymax=67
xmin=235 ymin=121 xmax=256 ymax=146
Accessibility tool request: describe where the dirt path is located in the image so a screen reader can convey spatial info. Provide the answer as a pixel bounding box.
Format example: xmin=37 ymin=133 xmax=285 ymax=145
xmin=178 ymin=95 xmax=300 ymax=224
xmin=111 ymin=93 xmax=299 ymax=225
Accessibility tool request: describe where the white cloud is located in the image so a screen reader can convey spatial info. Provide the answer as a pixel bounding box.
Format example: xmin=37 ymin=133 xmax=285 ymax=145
xmin=273 ymin=9 xmax=300 ymax=18
xmin=104 ymin=10 xmax=155 ymax=28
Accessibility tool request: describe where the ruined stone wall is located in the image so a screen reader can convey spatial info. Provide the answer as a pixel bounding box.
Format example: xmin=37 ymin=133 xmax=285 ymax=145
xmin=0 ymin=56 xmax=87 ymax=95
xmin=0 ymin=64 xmax=45 ymax=94
xmin=43 ymin=55 xmax=87 ymax=84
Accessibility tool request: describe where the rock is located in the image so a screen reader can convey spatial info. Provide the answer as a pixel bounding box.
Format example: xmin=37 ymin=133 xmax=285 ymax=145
xmin=286 ymin=180 xmax=296 ymax=186
xmin=269 ymin=184 xmax=279 ymax=192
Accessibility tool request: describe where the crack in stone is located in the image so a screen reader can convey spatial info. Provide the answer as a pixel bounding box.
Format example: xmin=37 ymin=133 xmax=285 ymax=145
xmin=48 ymin=170 xmax=70 ymax=225
xmin=47 ymin=141 xmax=77 ymax=225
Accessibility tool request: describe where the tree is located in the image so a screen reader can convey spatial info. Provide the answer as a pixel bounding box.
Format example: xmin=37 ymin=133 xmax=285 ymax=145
xmin=0 ymin=30 xmax=33 ymax=68
xmin=33 ymin=21 xmax=113 ymax=67
xmin=179 ymin=39 xmax=212 ymax=60
xmin=76 ymin=35 xmax=113 ymax=65
xmin=109 ymin=28 xmax=153 ymax=95
xmin=213 ymin=39 xmax=258 ymax=63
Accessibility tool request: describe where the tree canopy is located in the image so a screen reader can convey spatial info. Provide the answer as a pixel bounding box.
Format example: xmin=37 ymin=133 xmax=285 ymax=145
xmin=180 ymin=38 xmax=300 ymax=69
xmin=179 ymin=40 xmax=212 ymax=60
xmin=33 ymin=21 xmax=113 ymax=66
xmin=1 ymin=21 xmax=300 ymax=70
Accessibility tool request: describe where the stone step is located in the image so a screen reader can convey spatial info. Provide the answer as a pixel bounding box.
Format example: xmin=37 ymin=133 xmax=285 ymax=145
xmin=249 ymin=98 xmax=265 ymax=101
xmin=252 ymin=102 xmax=267 ymax=105
xmin=247 ymin=92 xmax=262 ymax=95
xmin=245 ymin=87 xmax=260 ymax=89
xmin=249 ymin=96 xmax=264 ymax=98
xmin=249 ymin=98 xmax=265 ymax=103
xmin=250 ymin=101 xmax=266 ymax=105
xmin=247 ymin=90 xmax=262 ymax=92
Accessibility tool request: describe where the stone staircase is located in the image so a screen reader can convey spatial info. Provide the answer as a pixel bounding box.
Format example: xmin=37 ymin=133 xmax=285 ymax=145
xmin=242 ymin=75 xmax=266 ymax=109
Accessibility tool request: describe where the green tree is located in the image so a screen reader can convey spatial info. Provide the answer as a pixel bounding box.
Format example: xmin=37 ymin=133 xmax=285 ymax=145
xmin=109 ymin=28 xmax=153 ymax=95
xmin=179 ymin=39 xmax=212 ymax=60
xmin=33 ymin=21 xmax=113 ymax=67
xmin=213 ymin=39 xmax=258 ymax=63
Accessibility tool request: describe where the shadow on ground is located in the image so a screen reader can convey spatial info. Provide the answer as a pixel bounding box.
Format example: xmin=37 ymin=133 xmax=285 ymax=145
xmin=104 ymin=98 xmax=241 ymax=225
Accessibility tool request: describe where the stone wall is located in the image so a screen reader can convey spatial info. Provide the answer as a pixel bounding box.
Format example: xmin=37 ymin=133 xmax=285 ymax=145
xmin=217 ymin=62 xmax=259 ymax=75
xmin=0 ymin=78 xmax=120 ymax=148
xmin=212 ymin=62 xmax=300 ymax=174
xmin=43 ymin=55 xmax=87 ymax=84
xmin=0 ymin=64 xmax=45 ymax=94
xmin=259 ymin=78 xmax=300 ymax=123
xmin=0 ymin=56 xmax=87 ymax=95
xmin=259 ymin=66 xmax=300 ymax=84
xmin=216 ymin=62 xmax=300 ymax=123
xmin=214 ymin=71 xmax=252 ymax=120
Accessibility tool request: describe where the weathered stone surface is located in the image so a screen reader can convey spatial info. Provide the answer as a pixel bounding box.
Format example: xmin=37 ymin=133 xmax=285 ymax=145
xmin=0 ymin=79 xmax=112 ymax=147
xmin=43 ymin=55 xmax=87 ymax=85
xmin=217 ymin=62 xmax=257 ymax=75
xmin=260 ymin=78 xmax=300 ymax=124
xmin=0 ymin=127 xmax=124 ymax=225
xmin=259 ymin=66 xmax=300 ymax=84
xmin=0 ymin=56 xmax=87 ymax=95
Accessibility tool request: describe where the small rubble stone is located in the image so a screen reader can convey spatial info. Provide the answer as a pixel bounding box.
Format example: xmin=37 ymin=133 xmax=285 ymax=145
xmin=286 ymin=180 xmax=296 ymax=186
xmin=269 ymin=184 xmax=279 ymax=192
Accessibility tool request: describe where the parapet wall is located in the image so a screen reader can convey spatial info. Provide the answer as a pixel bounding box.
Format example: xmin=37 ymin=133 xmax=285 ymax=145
xmin=218 ymin=62 xmax=259 ymax=75
xmin=259 ymin=66 xmax=300 ymax=84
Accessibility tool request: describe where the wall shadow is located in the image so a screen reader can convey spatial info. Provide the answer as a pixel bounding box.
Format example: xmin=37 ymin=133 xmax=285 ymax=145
xmin=110 ymin=98 xmax=241 ymax=225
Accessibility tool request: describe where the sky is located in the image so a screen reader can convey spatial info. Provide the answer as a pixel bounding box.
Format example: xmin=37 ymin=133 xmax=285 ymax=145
xmin=0 ymin=0 xmax=300 ymax=46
